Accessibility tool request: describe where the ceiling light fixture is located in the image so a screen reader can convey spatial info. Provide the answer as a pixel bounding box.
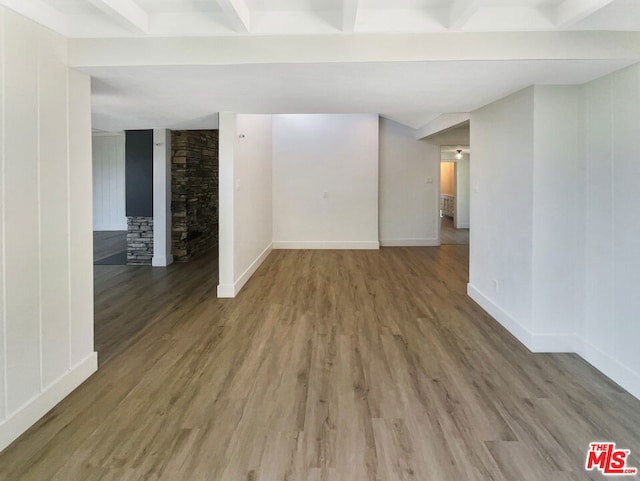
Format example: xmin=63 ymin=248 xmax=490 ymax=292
xmin=456 ymin=149 xmax=463 ymax=160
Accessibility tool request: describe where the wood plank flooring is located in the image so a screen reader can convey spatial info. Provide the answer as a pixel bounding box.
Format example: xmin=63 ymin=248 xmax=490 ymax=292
xmin=93 ymin=231 xmax=127 ymax=263
xmin=440 ymin=217 xmax=469 ymax=245
xmin=1 ymin=246 xmax=639 ymax=481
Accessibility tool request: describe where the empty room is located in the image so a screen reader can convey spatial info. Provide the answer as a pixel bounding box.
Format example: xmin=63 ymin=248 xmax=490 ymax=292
xmin=0 ymin=1 xmax=639 ymax=480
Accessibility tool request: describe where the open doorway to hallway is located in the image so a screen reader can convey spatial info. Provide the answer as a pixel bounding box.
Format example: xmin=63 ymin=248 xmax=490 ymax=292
xmin=439 ymin=145 xmax=470 ymax=245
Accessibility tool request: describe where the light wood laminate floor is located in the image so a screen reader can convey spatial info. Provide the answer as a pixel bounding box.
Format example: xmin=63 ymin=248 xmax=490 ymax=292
xmin=440 ymin=216 xmax=470 ymax=245
xmin=1 ymin=247 xmax=639 ymax=481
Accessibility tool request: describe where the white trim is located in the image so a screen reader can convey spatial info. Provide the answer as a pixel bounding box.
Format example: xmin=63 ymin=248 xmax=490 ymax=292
xmin=0 ymin=352 xmax=97 ymax=453
xmin=468 ymin=284 xmax=640 ymax=400
xmin=380 ymin=238 xmax=439 ymax=247
xmin=579 ymin=340 xmax=640 ymax=401
xmin=467 ymin=283 xmax=533 ymax=348
xmin=152 ymin=255 xmax=173 ymax=267
xmin=272 ymin=241 xmax=379 ymax=250
xmin=217 ymin=243 xmax=272 ymax=298
xmin=233 ymin=243 xmax=272 ymax=295
xmin=217 ymin=284 xmax=235 ymax=298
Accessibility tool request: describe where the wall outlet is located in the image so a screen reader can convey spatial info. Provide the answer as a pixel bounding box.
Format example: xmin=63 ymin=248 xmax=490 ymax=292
xmin=426 ymin=177 xmax=434 ymax=184
xmin=323 ymin=190 xmax=329 ymax=198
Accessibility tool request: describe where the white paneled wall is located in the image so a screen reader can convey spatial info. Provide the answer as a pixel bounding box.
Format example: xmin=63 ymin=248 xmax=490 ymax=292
xmin=92 ymin=134 xmax=126 ymax=231
xmin=0 ymin=8 xmax=97 ymax=452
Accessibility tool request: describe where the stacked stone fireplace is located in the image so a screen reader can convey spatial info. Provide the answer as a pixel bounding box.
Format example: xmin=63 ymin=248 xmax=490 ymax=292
xmin=171 ymin=130 xmax=219 ymax=262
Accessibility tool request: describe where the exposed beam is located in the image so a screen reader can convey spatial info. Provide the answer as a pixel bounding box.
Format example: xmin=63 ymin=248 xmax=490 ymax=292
xmin=415 ymin=113 xmax=470 ymax=140
xmin=216 ymin=0 xmax=251 ymax=33
xmin=87 ymin=0 xmax=149 ymax=33
xmin=342 ymin=0 xmax=359 ymax=33
xmin=69 ymin=32 xmax=640 ymax=68
xmin=554 ymin=0 xmax=614 ymax=27
xmin=449 ymin=0 xmax=480 ymax=30
xmin=0 ymin=0 xmax=68 ymax=35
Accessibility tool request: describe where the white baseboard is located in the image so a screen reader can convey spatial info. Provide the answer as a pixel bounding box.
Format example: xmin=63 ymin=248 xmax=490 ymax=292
xmin=579 ymin=340 xmax=640 ymax=401
xmin=217 ymin=243 xmax=272 ymax=298
xmin=468 ymin=283 xmax=640 ymax=400
xmin=467 ymin=283 xmax=533 ymax=348
xmin=152 ymin=255 xmax=173 ymax=267
xmin=380 ymin=238 xmax=439 ymax=247
xmin=217 ymin=284 xmax=235 ymax=298
xmin=272 ymin=241 xmax=379 ymax=250
xmin=467 ymin=283 xmax=580 ymax=353
xmin=0 ymin=352 xmax=98 ymax=453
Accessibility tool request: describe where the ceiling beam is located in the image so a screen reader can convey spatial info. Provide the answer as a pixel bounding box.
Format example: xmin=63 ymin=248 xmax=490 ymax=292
xmin=342 ymin=0 xmax=359 ymax=33
xmin=0 ymin=0 xmax=68 ymax=35
xmin=216 ymin=0 xmax=251 ymax=33
xmin=87 ymin=0 xmax=149 ymax=33
xmin=554 ymin=0 xmax=614 ymax=27
xmin=449 ymin=0 xmax=481 ymax=30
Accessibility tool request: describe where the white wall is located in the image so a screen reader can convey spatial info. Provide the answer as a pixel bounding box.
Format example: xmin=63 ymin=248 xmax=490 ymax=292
xmin=379 ymin=118 xmax=439 ymax=246
xmin=469 ymin=87 xmax=535 ymax=343
xmin=455 ymin=156 xmax=470 ymax=229
xmin=0 ymin=8 xmax=96 ymax=452
xmin=272 ymin=114 xmax=379 ymax=250
xmin=469 ymin=74 xmax=640 ymax=399
xmin=583 ymin=64 xmax=640 ymax=399
xmin=531 ymin=85 xmax=584 ymax=350
xmin=92 ymin=133 xmax=126 ymax=231
xmin=152 ymin=129 xmax=173 ymax=267
xmin=218 ymin=113 xmax=273 ymax=298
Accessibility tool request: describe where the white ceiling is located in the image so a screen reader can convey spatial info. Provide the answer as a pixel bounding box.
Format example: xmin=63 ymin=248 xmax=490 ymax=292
xmin=86 ymin=59 xmax=634 ymax=131
xmin=2 ymin=0 xmax=640 ymax=131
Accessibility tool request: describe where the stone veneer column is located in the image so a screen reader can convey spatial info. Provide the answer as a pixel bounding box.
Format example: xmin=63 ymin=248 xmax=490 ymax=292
xmin=127 ymin=216 xmax=154 ymax=265
xmin=171 ymin=130 xmax=219 ymax=262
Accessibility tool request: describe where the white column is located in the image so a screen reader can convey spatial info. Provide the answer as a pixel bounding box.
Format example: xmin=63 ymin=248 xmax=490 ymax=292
xmin=152 ymin=129 xmax=173 ymax=267
xmin=217 ymin=112 xmax=236 ymax=297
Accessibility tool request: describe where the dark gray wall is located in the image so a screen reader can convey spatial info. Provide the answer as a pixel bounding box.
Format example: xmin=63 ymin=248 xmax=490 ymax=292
xmin=125 ymin=130 xmax=153 ymax=217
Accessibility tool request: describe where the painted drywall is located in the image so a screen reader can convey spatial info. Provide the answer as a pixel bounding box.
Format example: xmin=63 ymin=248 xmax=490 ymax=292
xmin=379 ymin=118 xmax=439 ymax=246
xmin=272 ymin=114 xmax=379 ymax=249
xmin=468 ymin=87 xmax=535 ymax=343
xmin=92 ymin=134 xmax=126 ymax=231
xmin=531 ymin=85 xmax=584 ymax=349
xmin=152 ymin=129 xmax=173 ymax=267
xmin=217 ymin=113 xmax=273 ymax=298
xmin=455 ymin=156 xmax=470 ymax=229
xmin=234 ymin=115 xmax=273 ymax=288
xmin=125 ymin=130 xmax=153 ymax=217
xmin=583 ymin=64 xmax=640 ymax=399
xmin=469 ymin=76 xmax=640 ymax=399
xmin=0 ymin=7 xmax=96 ymax=452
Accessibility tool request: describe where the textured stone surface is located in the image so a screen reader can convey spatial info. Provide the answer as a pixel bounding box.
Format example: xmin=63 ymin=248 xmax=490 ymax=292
xmin=171 ymin=130 xmax=218 ymax=262
xmin=127 ymin=216 xmax=153 ymax=265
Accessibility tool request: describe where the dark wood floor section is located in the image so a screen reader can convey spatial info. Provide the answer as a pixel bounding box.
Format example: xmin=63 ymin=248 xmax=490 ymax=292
xmin=1 ymin=247 xmax=639 ymax=480
xmin=94 ymin=251 xmax=219 ymax=366
xmin=93 ymin=230 xmax=127 ymax=263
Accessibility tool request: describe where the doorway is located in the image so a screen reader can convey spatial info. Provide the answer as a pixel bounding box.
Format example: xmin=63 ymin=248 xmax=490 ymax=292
xmin=439 ymin=146 xmax=470 ymax=245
